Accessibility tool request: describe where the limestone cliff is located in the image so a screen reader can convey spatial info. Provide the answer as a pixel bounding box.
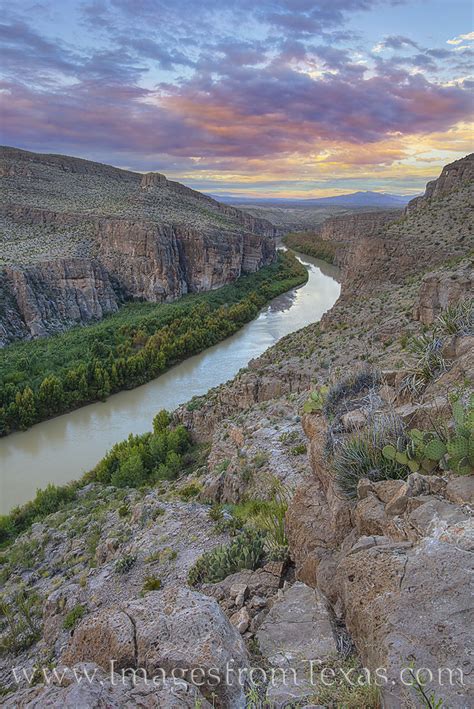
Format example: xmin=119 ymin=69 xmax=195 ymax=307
xmin=0 ymin=147 xmax=276 ymax=345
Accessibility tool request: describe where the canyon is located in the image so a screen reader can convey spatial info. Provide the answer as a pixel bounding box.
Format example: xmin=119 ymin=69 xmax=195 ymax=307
xmin=0 ymin=147 xmax=276 ymax=345
xmin=0 ymin=154 xmax=473 ymax=708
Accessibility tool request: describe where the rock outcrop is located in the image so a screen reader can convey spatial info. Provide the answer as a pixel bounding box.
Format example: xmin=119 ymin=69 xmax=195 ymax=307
xmin=62 ymin=586 xmax=248 ymax=707
xmin=3 ymin=664 xmax=212 ymax=708
xmin=317 ymin=209 xmax=401 ymax=267
xmin=0 ymin=146 xmax=276 ymax=345
xmin=286 ymin=386 xmax=474 ymax=708
xmin=406 ymin=153 xmax=474 ymax=212
xmin=413 ymin=261 xmax=473 ymax=325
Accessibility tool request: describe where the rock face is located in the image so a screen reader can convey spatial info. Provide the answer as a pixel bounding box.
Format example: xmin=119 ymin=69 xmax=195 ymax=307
xmin=407 ymin=153 xmax=474 ymax=212
xmin=1 ymin=259 xmax=120 ymax=340
xmin=62 ymin=586 xmax=248 ymax=707
xmin=317 ymin=209 xmax=401 ymax=267
xmin=3 ymin=663 xmax=213 ymax=708
xmin=413 ymin=261 xmax=473 ymax=325
xmin=0 ymin=146 xmax=276 ymax=345
xmin=287 ymin=398 xmax=474 ymax=708
xmin=256 ymin=582 xmax=338 ymax=706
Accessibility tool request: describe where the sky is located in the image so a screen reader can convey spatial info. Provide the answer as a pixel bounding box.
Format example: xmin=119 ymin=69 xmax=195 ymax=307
xmin=0 ymin=0 xmax=473 ymax=198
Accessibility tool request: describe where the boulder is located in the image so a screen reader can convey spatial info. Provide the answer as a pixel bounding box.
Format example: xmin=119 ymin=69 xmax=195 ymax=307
xmin=445 ymin=475 xmax=474 ymax=506
xmin=336 ymin=530 xmax=474 ymax=708
xmin=62 ymin=586 xmax=248 ymax=707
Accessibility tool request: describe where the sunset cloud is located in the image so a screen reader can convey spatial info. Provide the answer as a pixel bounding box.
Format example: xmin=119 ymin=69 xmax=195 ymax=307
xmin=0 ymin=0 xmax=472 ymax=196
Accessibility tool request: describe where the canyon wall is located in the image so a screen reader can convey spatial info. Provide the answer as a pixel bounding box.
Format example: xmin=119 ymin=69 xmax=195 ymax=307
xmin=0 ymin=147 xmax=276 ymax=345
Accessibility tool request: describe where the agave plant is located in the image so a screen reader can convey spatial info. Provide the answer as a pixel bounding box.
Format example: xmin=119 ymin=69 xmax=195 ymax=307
xmin=400 ymin=334 xmax=447 ymax=396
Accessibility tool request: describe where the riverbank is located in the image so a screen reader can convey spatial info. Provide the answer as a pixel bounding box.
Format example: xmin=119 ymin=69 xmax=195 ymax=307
xmin=282 ymin=231 xmax=336 ymax=263
xmin=0 ymin=252 xmax=307 ymax=437
xmin=0 ymin=252 xmax=340 ymax=514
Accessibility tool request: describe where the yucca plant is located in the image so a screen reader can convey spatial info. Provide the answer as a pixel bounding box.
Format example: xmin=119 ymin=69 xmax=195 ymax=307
xmin=435 ymin=298 xmax=474 ymax=336
xmin=334 ymin=425 xmax=408 ymax=500
xmin=400 ymin=334 xmax=447 ymax=396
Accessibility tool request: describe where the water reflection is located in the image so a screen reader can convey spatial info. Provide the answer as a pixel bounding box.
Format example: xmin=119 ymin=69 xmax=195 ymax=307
xmin=0 ymin=253 xmax=340 ymax=513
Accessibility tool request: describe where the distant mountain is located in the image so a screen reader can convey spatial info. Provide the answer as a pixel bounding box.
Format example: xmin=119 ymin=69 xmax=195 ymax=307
xmin=209 ymin=191 xmax=413 ymax=208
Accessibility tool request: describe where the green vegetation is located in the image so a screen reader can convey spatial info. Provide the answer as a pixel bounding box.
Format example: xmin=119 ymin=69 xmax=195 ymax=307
xmin=435 ymin=297 xmax=473 ymax=336
xmin=192 ymin=480 xmax=291 ymax=584
xmin=188 ymin=528 xmax=265 ymax=586
xmin=0 ymin=412 xmax=196 ymax=545
xmin=0 ymin=252 xmax=307 ymax=436
xmin=283 ymin=231 xmax=337 ymax=264
xmin=302 ymin=385 xmax=329 ymax=414
xmin=333 ymin=427 xmax=408 ymax=499
xmin=63 ymin=604 xmax=86 ymax=630
xmin=383 ymin=395 xmax=474 ymax=476
xmin=142 ymin=575 xmax=162 ymax=593
xmin=401 ymin=334 xmax=447 ymax=396
xmin=114 ymin=553 xmax=137 ymax=574
xmin=308 ymin=654 xmax=381 ymax=709
xmin=0 ymin=588 xmax=42 ymax=654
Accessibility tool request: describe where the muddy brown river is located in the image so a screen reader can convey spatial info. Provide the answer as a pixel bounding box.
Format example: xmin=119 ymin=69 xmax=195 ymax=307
xmin=0 ymin=252 xmax=340 ymax=514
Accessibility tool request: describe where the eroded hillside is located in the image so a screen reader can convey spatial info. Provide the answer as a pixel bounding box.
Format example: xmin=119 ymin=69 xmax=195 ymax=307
xmin=0 ymin=147 xmax=276 ymax=345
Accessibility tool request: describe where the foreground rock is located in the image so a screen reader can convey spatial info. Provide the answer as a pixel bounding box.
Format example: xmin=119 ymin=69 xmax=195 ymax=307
xmin=62 ymin=586 xmax=248 ymax=707
xmin=4 ymin=663 xmax=212 ymax=708
xmin=256 ymin=582 xmax=338 ymax=706
xmin=288 ymin=401 xmax=474 ymax=707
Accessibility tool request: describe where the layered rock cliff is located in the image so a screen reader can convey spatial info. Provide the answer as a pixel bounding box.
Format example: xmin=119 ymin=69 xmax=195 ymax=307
xmin=0 ymin=147 xmax=276 ymax=345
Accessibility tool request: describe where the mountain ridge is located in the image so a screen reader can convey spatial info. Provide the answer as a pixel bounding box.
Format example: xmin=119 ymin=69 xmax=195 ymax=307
xmin=0 ymin=146 xmax=277 ymax=345
xmin=209 ymin=190 xmax=412 ymax=208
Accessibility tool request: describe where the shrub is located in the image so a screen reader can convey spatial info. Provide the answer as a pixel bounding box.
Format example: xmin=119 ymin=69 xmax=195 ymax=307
xmin=63 ymin=604 xmax=86 ymax=630
xmin=111 ymin=452 xmax=146 ymax=488
xmin=0 ymin=483 xmax=78 ymax=545
xmin=324 ymin=368 xmax=380 ymax=420
xmin=291 ymin=444 xmax=306 ymax=456
xmin=178 ymin=481 xmax=202 ymax=500
xmin=118 ymin=504 xmax=130 ymax=518
xmin=114 ymin=553 xmax=137 ymax=574
xmin=142 ymin=575 xmax=162 ymax=593
xmin=209 ymin=503 xmax=224 ymax=522
xmin=333 ymin=425 xmax=408 ymax=499
xmin=188 ymin=529 xmax=265 ymax=586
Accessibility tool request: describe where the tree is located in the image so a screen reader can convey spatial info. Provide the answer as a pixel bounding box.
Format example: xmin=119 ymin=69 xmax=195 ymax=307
xmin=111 ymin=452 xmax=146 ymax=488
xmin=15 ymin=387 xmax=37 ymax=429
xmin=38 ymin=376 xmax=64 ymax=417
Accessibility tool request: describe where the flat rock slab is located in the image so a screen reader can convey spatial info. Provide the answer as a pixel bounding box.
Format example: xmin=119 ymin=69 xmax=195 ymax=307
xmin=256 ymin=582 xmax=337 ymax=706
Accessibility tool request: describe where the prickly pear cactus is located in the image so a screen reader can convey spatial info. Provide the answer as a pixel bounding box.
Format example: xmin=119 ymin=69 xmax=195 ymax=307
xmin=303 ymin=385 xmax=329 ymax=414
xmin=382 ymin=395 xmax=473 ymax=476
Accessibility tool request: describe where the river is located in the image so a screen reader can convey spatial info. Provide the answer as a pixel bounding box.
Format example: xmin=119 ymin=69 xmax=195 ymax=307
xmin=0 ymin=252 xmax=340 ymax=514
